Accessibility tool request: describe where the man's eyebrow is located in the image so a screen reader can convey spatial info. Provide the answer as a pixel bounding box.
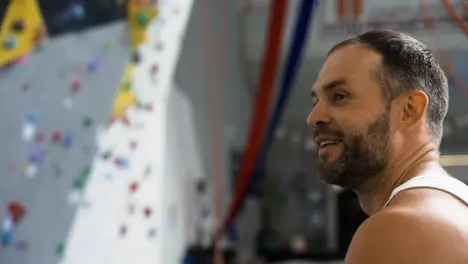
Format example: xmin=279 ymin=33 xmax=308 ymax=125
xmin=310 ymin=78 xmax=348 ymax=98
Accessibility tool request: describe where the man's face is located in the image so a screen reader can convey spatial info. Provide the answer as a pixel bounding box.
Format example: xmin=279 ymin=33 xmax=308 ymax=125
xmin=307 ymin=45 xmax=392 ymax=190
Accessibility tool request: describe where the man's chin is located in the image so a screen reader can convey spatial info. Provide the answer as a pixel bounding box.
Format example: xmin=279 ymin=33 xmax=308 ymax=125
xmin=318 ymin=172 xmax=340 ymax=186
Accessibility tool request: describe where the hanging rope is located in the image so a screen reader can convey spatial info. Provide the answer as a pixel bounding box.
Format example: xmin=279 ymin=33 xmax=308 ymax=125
xmin=214 ymin=0 xmax=288 ymax=242
xmin=255 ymin=0 xmax=318 ymax=184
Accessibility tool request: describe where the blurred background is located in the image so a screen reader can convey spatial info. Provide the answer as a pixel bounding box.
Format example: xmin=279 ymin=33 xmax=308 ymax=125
xmin=0 ymin=0 xmax=467 ymax=263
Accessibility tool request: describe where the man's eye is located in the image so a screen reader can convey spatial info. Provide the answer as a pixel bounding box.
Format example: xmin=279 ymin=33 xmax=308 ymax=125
xmin=334 ymin=93 xmax=347 ymax=102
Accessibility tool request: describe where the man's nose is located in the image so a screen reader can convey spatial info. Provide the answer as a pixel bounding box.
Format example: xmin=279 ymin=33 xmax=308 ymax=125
xmin=306 ymin=102 xmax=331 ymax=129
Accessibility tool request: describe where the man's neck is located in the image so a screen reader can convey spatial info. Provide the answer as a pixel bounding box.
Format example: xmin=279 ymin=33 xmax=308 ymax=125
xmin=356 ymin=141 xmax=441 ymax=215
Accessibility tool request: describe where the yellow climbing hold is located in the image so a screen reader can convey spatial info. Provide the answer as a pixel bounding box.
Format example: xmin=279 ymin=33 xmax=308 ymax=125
xmin=0 ymin=0 xmax=46 ymax=67
xmin=127 ymin=0 xmax=159 ymax=48
xmin=111 ymin=64 xmax=137 ymax=118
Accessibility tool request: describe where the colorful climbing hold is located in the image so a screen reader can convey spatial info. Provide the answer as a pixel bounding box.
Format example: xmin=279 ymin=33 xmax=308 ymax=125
xmin=143 ymin=207 xmax=153 ymax=218
xmin=148 ymin=228 xmax=157 ymax=238
xmin=52 ymin=130 xmax=63 ymax=144
xmin=119 ymin=224 xmax=127 ymax=237
xmin=62 ymin=133 xmax=73 ymax=149
xmin=55 ymin=241 xmax=66 ymax=257
xmin=72 ymin=166 xmax=91 ymax=190
xmin=82 ymin=116 xmax=93 ymax=129
xmin=129 ymin=181 xmax=139 ymax=193
xmin=21 ymin=81 xmax=30 ymax=92
xmin=2 ymin=216 xmax=13 ymax=231
xmin=151 ymin=64 xmax=158 ymax=74
xmin=1 ymin=229 xmax=13 ymax=247
xmin=101 ymin=151 xmax=112 ymax=160
xmin=114 ymin=157 xmax=129 ymax=169
xmin=87 ymin=55 xmax=102 ymax=72
xmin=28 ymin=147 xmax=46 ymax=164
xmin=3 ymin=36 xmax=17 ymax=50
xmin=7 ymin=201 xmax=26 ymax=226
xmin=11 ymin=19 xmax=26 ymax=33
xmin=144 ymin=103 xmax=153 ymax=111
xmin=24 ymin=164 xmax=38 ymax=178
xmin=137 ymin=12 xmax=150 ymax=27
xmin=71 ymin=76 xmax=82 ymax=94
xmin=22 ymin=123 xmax=36 ymax=142
xmin=129 ymin=141 xmax=138 ymax=150
xmin=26 ymin=111 xmax=38 ymax=124
xmin=120 ymin=81 xmax=132 ymax=92
xmin=131 ymin=50 xmax=141 ymax=64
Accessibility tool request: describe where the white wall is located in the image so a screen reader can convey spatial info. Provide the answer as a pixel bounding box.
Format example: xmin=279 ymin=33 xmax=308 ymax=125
xmin=175 ymin=0 xmax=253 ymax=218
xmin=62 ymin=1 xmax=197 ymax=264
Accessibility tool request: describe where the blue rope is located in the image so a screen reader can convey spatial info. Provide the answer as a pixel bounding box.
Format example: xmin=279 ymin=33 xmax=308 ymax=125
xmin=254 ymin=0 xmax=319 ymax=184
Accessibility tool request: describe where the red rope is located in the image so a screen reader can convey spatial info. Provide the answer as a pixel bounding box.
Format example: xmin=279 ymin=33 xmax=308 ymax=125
xmin=214 ymin=0 xmax=288 ymax=242
xmin=441 ymin=0 xmax=468 ymax=35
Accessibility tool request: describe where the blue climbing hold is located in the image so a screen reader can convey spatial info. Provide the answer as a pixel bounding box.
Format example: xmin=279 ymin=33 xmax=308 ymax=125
xmin=26 ymin=111 xmax=38 ymax=124
xmin=63 ymin=133 xmax=73 ymax=149
xmin=2 ymin=37 xmax=17 ymax=50
xmin=1 ymin=229 xmax=13 ymax=247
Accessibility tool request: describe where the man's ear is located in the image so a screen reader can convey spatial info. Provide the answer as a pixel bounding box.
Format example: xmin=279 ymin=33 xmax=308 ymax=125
xmin=400 ymin=90 xmax=428 ymax=128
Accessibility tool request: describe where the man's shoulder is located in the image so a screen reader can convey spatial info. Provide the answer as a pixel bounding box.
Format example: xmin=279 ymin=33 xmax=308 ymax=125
xmin=345 ymin=207 xmax=468 ymax=263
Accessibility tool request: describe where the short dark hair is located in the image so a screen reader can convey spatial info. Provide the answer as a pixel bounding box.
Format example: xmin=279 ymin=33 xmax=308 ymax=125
xmin=328 ymin=29 xmax=449 ymax=147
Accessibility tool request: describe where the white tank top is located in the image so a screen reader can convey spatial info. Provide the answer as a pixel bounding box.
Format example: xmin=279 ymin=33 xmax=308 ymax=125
xmin=383 ymin=174 xmax=468 ymax=208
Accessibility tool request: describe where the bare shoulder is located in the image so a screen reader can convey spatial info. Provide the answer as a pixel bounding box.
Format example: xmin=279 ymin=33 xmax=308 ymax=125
xmin=345 ymin=207 xmax=468 ymax=264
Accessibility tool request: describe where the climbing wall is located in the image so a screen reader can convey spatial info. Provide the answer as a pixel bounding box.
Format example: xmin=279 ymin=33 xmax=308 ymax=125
xmin=0 ymin=0 xmax=197 ymax=262
xmin=0 ymin=21 xmax=130 ymax=264
xmin=58 ymin=0 xmax=198 ymax=264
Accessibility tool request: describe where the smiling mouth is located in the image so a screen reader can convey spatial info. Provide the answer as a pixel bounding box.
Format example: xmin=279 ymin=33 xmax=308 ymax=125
xmin=318 ymin=139 xmax=342 ymax=150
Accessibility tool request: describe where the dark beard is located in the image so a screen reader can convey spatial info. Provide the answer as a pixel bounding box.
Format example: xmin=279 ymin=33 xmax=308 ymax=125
xmin=318 ymin=110 xmax=390 ymax=190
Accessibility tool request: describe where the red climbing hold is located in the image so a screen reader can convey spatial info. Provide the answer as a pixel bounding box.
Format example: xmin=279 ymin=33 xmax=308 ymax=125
xmin=21 ymin=82 xmax=30 ymax=92
xmin=144 ymin=207 xmax=153 ymax=218
xmin=129 ymin=141 xmax=138 ymax=150
xmin=145 ymin=103 xmax=153 ymax=112
xmin=71 ymin=76 xmax=82 ymax=94
xmin=52 ymin=130 xmax=63 ymax=143
xmin=7 ymin=201 xmax=26 ymax=226
xmin=129 ymin=181 xmax=139 ymax=193
xmin=119 ymin=224 xmax=127 ymax=237
xmin=151 ymin=64 xmax=158 ymax=74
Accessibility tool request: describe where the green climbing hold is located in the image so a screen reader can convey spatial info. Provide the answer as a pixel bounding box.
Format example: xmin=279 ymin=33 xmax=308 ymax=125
xmin=72 ymin=166 xmax=91 ymax=190
xmin=82 ymin=116 xmax=93 ymax=129
xmin=55 ymin=241 xmax=66 ymax=256
xmin=137 ymin=12 xmax=150 ymax=28
xmin=120 ymin=81 xmax=132 ymax=92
